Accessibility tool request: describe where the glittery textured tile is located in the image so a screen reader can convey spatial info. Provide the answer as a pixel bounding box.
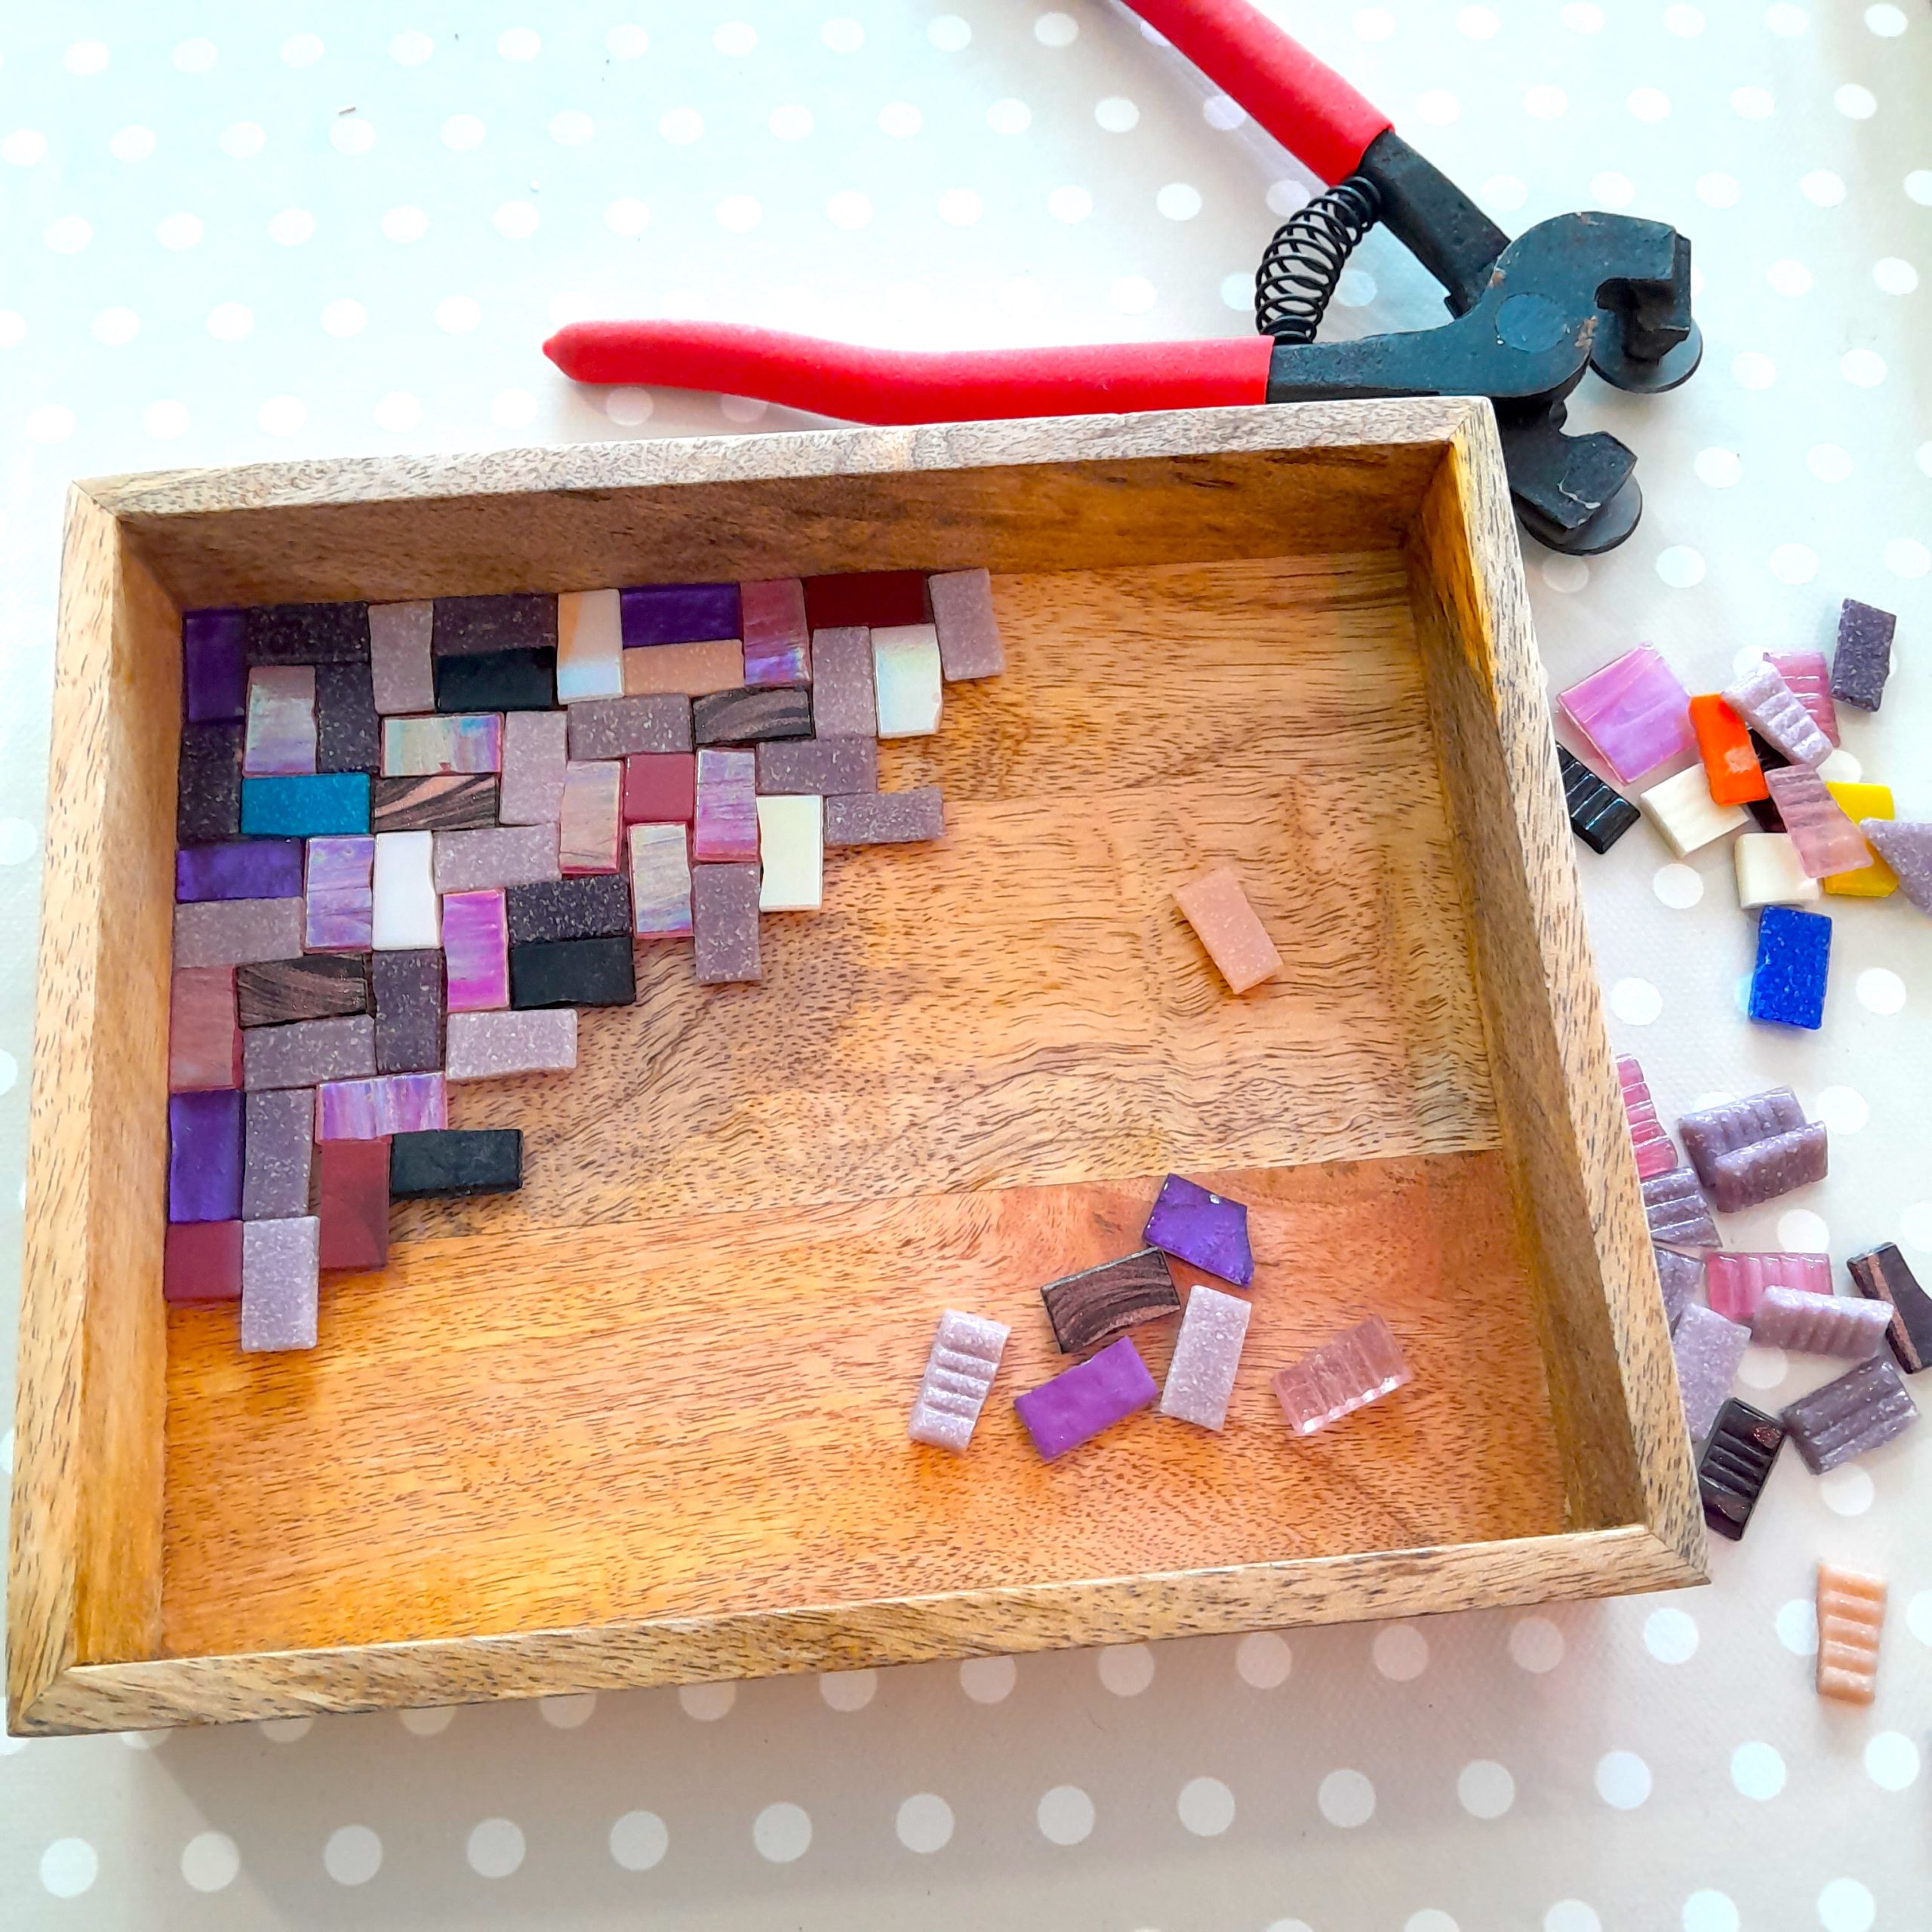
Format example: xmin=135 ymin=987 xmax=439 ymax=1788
xmin=445 ymin=1008 xmax=578 ymax=1080
xmin=755 ymin=737 xmax=878 ymax=796
xmin=1815 ymin=1564 xmax=1886 ymax=1703
xmin=371 ymin=949 xmax=445 ymax=1073
xmin=368 ymin=601 xmax=435 ymax=714
xmin=740 ymin=578 xmax=811 ymax=685
xmin=1860 ymin=821 xmax=1932 ymax=913
xmin=432 ymin=823 xmax=561 ymax=892
xmin=809 ymin=627 xmax=876 ymax=737
xmin=315 ymin=1072 xmax=447 ymax=1140
xmin=441 ymin=889 xmax=510 ymax=1012
xmin=559 ymin=761 xmax=623 ymax=874
xmin=928 ymin=568 xmax=1005 ymax=680
xmin=382 ymin=712 xmax=504 ymax=777
xmin=629 ymin=823 xmax=693 ymax=937
xmin=168 ymin=967 xmax=240 ymax=1092
xmin=243 ymin=602 xmax=369 ymax=664
xmin=499 ymin=709 xmax=570 ymax=825
xmin=242 ymin=1013 xmax=377 ymax=1091
xmin=1679 ymin=1088 xmax=1804 ymax=1184
xmin=1014 ymin=1335 xmax=1158 ymax=1460
xmin=1174 ymin=866 xmax=1281 ymax=994
xmin=1655 ymin=1247 xmax=1701 ymax=1332
xmin=1782 ymin=1355 xmax=1918 ymax=1472
xmin=1672 ymin=1305 xmax=1749 ymax=1441
xmin=173 ymin=897 xmax=306 ymax=970
xmin=242 ymin=1087 xmax=315 ymax=1221
xmin=1709 ymin=1124 xmax=1829 ymax=1212
xmin=555 ymin=588 xmax=624 ymax=702
xmin=315 ymin=663 xmax=381 ymax=774
xmin=177 ymin=722 xmax=245 ymax=844
xmin=1724 ymin=661 xmax=1832 ymax=769
xmin=566 ymin=694 xmax=693 ymax=761
xmin=1641 ymin=1167 xmax=1721 ymax=1250
xmin=1747 ymin=903 xmax=1832 ymax=1029
xmin=1830 ymin=598 xmax=1895 ymax=712
xmin=243 ymin=666 xmax=318 ymax=777
xmin=371 ymin=774 xmax=498 ymax=832
xmin=692 ymin=862 xmax=760 ymax=983
xmin=693 ymin=748 xmax=758 ymax=863
xmin=907 ymin=1310 xmax=1009 ymax=1452
xmin=176 ymin=839 xmax=303 ymax=903
xmin=823 ymin=788 xmax=945 ymax=846
xmin=303 ymin=834 xmax=375 ymax=952
xmin=506 ymin=875 xmax=634 ymax=944
xmin=1159 ymin=1284 xmax=1252 ymax=1431
xmin=1272 ymin=1315 xmax=1413 ymax=1435
xmin=241 ymin=1217 xmax=320 ymax=1352
xmin=183 ymin=608 xmax=246 ymax=723
xmin=432 ymin=592 xmax=557 ymax=656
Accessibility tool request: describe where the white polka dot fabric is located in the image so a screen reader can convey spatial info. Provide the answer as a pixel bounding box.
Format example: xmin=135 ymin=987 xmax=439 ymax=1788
xmin=0 ymin=5 xmax=1928 ymax=1927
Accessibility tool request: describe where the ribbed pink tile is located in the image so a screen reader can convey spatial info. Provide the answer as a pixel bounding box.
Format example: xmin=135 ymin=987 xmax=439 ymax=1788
xmin=1767 ymin=651 xmax=1840 ymax=747
xmin=1616 ymin=1054 xmax=1678 ymax=1179
xmin=1764 ymin=766 xmax=1872 ymax=877
xmin=1705 ymin=1250 xmax=1832 ymax=1321
xmin=441 ymin=889 xmax=509 ymax=1011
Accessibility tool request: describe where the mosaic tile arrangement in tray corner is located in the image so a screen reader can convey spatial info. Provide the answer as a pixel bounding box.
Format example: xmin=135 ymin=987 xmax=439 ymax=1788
xmin=164 ymin=568 xmax=1005 ymax=1352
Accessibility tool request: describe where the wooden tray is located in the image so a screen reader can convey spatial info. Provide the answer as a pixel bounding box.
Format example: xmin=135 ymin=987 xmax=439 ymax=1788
xmin=9 ymin=399 xmax=1703 ymax=1734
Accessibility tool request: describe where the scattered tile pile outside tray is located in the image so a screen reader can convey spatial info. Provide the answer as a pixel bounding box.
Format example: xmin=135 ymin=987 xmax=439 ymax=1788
xmin=168 ymin=570 xmax=1004 ymax=1352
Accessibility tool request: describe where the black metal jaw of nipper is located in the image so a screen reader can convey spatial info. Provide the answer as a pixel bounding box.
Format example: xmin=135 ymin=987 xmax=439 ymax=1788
xmin=1255 ymin=131 xmax=1702 ymax=555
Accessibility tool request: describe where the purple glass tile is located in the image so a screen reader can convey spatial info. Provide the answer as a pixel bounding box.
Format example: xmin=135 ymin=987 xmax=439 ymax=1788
xmin=928 ymin=568 xmax=1006 ymax=681
xmin=1158 ymin=1284 xmax=1252 ymax=1431
xmin=1862 ymin=821 xmax=1932 ymax=914
xmin=1143 ymin=1174 xmax=1254 ymax=1287
xmin=176 ymin=839 xmax=303 ymax=903
xmin=1752 ymin=1287 xmax=1891 ymax=1359
xmin=1724 ymin=661 xmax=1832 ymax=768
xmin=1764 ymin=766 xmax=1870 ymax=877
xmin=1679 ymin=1088 xmax=1805 ymax=1187
xmin=693 ymin=747 xmax=758 ymax=863
xmin=907 ymin=1309 xmax=1010 ymax=1451
xmin=1705 ymin=1251 xmax=1831 ymax=1321
xmin=443 ymin=888 xmax=510 ymax=1011
xmin=183 ymin=608 xmax=246 ymax=723
xmin=1655 ymin=1247 xmax=1701 ymax=1332
xmin=244 ymin=665 xmax=318 ymax=777
xmin=303 ymin=834 xmax=375 ymax=952
xmin=1556 ymin=646 xmax=1695 ymax=784
xmin=1831 ymin=598 xmax=1895 ymax=712
xmin=1780 ymin=1353 xmax=1918 ymax=1472
xmin=809 ymin=627 xmax=876 ymax=737
xmin=1672 ymin=1304 xmax=1749 ymax=1441
xmin=1272 ymin=1315 xmax=1413 ymax=1435
xmin=1014 ymin=1335 xmax=1158 ymax=1460
xmin=1709 ymin=1122 xmax=1829 ymax=1212
xmin=621 ymin=583 xmax=741 ymax=648
xmin=315 ymin=1072 xmax=447 ymax=1140
xmin=168 ymin=1089 xmax=244 ymax=1223
xmin=1766 ymin=651 xmax=1840 ymax=747
xmin=241 ymin=1217 xmax=320 ymax=1352
xmin=740 ymin=578 xmax=811 ymax=685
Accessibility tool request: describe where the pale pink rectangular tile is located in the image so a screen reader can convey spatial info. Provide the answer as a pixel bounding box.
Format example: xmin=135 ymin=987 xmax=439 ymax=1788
xmin=498 ymin=709 xmax=568 ymax=824
xmin=432 ymin=823 xmax=561 ymax=892
xmin=174 ymin=897 xmax=306 ymax=969
xmin=560 ymin=761 xmax=623 ymax=874
xmin=445 ymin=1008 xmax=578 ymax=1080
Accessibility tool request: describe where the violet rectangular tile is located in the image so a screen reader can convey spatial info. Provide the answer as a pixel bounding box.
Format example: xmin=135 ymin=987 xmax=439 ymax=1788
xmin=173 ymin=897 xmax=305 ymax=970
xmin=507 ymin=875 xmax=634 ymax=944
xmin=566 ymin=694 xmax=693 ymax=761
xmin=692 ymin=862 xmax=760 ymax=983
xmin=755 ymin=737 xmax=878 ymax=796
xmin=1831 ymin=598 xmax=1895 ymax=712
xmin=168 ymin=1089 xmax=244 ymax=1223
xmin=1158 ymin=1284 xmax=1252 ymax=1431
xmin=371 ymin=773 xmax=498 ymax=832
xmin=1780 ymin=1354 xmax=1918 ymax=1472
xmin=371 ymin=949 xmax=444 ymax=1072
xmin=243 ymin=666 xmax=318 ymax=777
xmin=164 ymin=1221 xmax=243 ymax=1305
xmin=691 ymin=685 xmax=813 ymax=746
xmin=1698 ymin=1399 xmax=1785 ymax=1541
xmin=1557 ymin=645 xmax=1695 ymax=783
xmin=242 ymin=1087 xmax=315 ymax=1220
xmin=315 ymin=1071 xmax=447 ymax=1140
xmin=240 ymin=1217 xmax=320 ymax=1352
xmin=1766 ymin=651 xmax=1839 ymax=747
xmin=242 ymin=1013 xmax=377 ymax=1091
xmin=808 ymin=627 xmax=876 ymax=737
xmin=1709 ymin=1122 xmax=1829 ymax=1211
xmin=1641 ymin=1168 xmax=1721 ymax=1250
xmin=169 ymin=967 xmax=240 ymax=1093
xmin=382 ymin=712 xmax=503 ymax=777
xmin=442 ymin=889 xmax=510 ymax=1011
xmin=176 ymin=839 xmax=303 ymax=903
xmin=621 ymin=581 xmax=740 ymax=647
xmin=183 ymin=608 xmax=246 ymax=723
xmin=1272 ymin=1315 xmax=1413 ymax=1435
xmin=928 ymin=568 xmax=1005 ymax=680
xmin=1705 ymin=1251 xmax=1831 ymax=1321
xmin=235 ymin=955 xmax=369 ymax=1028
xmin=559 ymin=761 xmax=623 ymax=874
xmin=1672 ymin=1304 xmax=1749 ymax=1441
xmin=445 ymin=1008 xmax=578 ymax=1080
xmin=823 ymin=788 xmax=945 ymax=846
xmin=432 ymin=823 xmax=561 ymax=892
xmin=498 ymin=709 xmax=568 ymax=826
xmin=1143 ymin=1174 xmax=1254 ymax=1286
xmin=1752 ymin=1287 xmax=1891 ymax=1358
xmin=368 ymin=601 xmax=435 ymax=713
xmin=177 ymin=721 xmax=245 ymax=844
xmin=1724 ymin=661 xmax=1832 ymax=768
xmin=315 ymin=663 xmax=381 ymax=774
xmin=431 ymin=592 xmax=556 ymax=656
xmin=433 ymin=646 xmax=557 ymax=714
xmin=1039 ymin=1248 xmax=1180 ymax=1354
xmin=243 ymin=602 xmax=369 ymax=664
xmin=740 ymin=577 xmax=811 ymax=686
xmin=1015 ymin=1334 xmax=1158 ymax=1460
xmin=693 ymin=748 xmax=758 ymax=863
xmin=1616 ymin=1055 xmax=1678 ymax=1179
xmin=1847 ymin=1244 xmax=1932 ymax=1374
xmin=907 ymin=1309 xmax=1010 ymax=1452
xmin=303 ymin=834 xmax=375 ymax=952
xmin=629 ymin=824 xmax=691 ymax=937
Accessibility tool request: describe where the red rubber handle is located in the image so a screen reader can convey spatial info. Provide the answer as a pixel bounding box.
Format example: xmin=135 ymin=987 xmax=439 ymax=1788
xmin=1124 ymin=0 xmax=1390 ymax=184
xmin=543 ymin=323 xmax=1274 ymax=423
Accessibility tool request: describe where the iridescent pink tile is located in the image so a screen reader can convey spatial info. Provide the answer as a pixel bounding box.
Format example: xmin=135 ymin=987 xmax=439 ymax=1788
xmin=693 ymin=747 xmax=758 ymax=863
xmin=1764 ymin=766 xmax=1872 ymax=877
xmin=1706 ymin=1251 xmax=1832 ymax=1322
xmin=243 ymin=666 xmax=318 ymax=776
xmin=629 ymin=823 xmax=692 ymax=937
xmin=383 ymin=712 xmax=503 ymax=776
xmin=1767 ymin=651 xmax=1840 ymax=747
xmin=1616 ymin=1055 xmax=1677 ymax=1179
xmin=1556 ymin=646 xmax=1694 ymax=784
xmin=740 ymin=578 xmax=811 ymax=686
xmin=303 ymin=834 xmax=374 ymax=952
xmin=315 ymin=1071 xmax=447 ymax=1140
xmin=441 ymin=889 xmax=509 ymax=1012
xmin=1272 ymin=1315 xmax=1412 ymax=1436
xmin=559 ymin=761 xmax=623 ymax=874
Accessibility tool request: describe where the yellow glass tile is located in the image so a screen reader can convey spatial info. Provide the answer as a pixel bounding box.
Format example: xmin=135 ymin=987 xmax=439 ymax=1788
xmin=1822 ymin=780 xmax=1897 ymax=897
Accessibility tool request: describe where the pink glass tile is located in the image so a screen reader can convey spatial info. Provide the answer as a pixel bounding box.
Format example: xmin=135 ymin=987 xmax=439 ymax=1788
xmin=1557 ymin=646 xmax=1695 ymax=784
xmin=693 ymin=747 xmax=758 ymax=863
xmin=1705 ymin=1251 xmax=1832 ymax=1322
xmin=315 ymin=1072 xmax=447 ymax=1140
xmin=442 ymin=889 xmax=510 ymax=1011
xmin=1272 ymin=1315 xmax=1413 ymax=1436
xmin=243 ymin=666 xmax=318 ymax=777
xmin=303 ymin=834 xmax=375 ymax=952
xmin=1764 ymin=766 xmax=1872 ymax=877
xmin=740 ymin=578 xmax=811 ymax=686
xmin=559 ymin=761 xmax=623 ymax=874
xmin=1617 ymin=1054 xmax=1678 ymax=1179
xmin=1767 ymin=651 xmax=1840 ymax=747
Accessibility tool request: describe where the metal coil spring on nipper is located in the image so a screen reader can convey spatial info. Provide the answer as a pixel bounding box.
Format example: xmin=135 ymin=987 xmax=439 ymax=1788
xmin=1254 ymin=176 xmax=1383 ymax=342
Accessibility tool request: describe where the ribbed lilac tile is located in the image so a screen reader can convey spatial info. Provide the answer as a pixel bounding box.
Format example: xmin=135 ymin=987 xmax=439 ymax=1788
xmin=303 ymin=834 xmax=374 ymax=952
xmin=740 ymin=578 xmax=811 ymax=685
xmin=1641 ymin=1168 xmax=1721 ymax=1250
xmin=174 ymin=897 xmax=306 ymax=969
xmin=1679 ymin=1088 xmax=1804 ymax=1186
xmin=1674 ymin=1305 xmax=1749 ymax=1441
xmin=1709 ymin=1123 xmax=1829 ymax=1212
xmin=629 ymin=823 xmax=692 ymax=937
xmin=1781 ymin=1354 xmax=1918 ymax=1472
xmin=1863 ymin=820 xmax=1932 ymax=914
xmin=907 ymin=1309 xmax=1010 ymax=1451
xmin=1724 ymin=662 xmax=1832 ymax=768
xmin=315 ymin=1072 xmax=447 ymax=1140
xmin=168 ymin=1090 xmax=244 ymax=1223
xmin=1752 ymin=1288 xmax=1891 ymax=1359
xmin=1159 ymin=1284 xmax=1252 ymax=1431
xmin=176 ymin=840 xmax=303 ymax=903
xmin=1556 ymin=646 xmax=1695 ymax=783
xmin=1272 ymin=1315 xmax=1413 ymax=1435
xmin=1616 ymin=1055 xmax=1678 ymax=1178
xmin=1764 ymin=766 xmax=1872 ymax=877
xmin=1705 ymin=1251 xmax=1831 ymax=1321
xmin=1767 ymin=651 xmax=1840 ymax=747
xmin=1014 ymin=1335 xmax=1158 ymax=1460
xmin=621 ymin=582 xmax=740 ymax=647
xmin=183 ymin=608 xmax=246 ymax=723
xmin=442 ymin=889 xmax=510 ymax=1011
xmin=693 ymin=748 xmax=758 ymax=863
xmin=241 ymin=1217 xmax=320 ymax=1352
xmin=1143 ymin=1174 xmax=1254 ymax=1287
xmin=244 ymin=666 xmax=318 ymax=777
xmin=369 ymin=601 xmax=436 ymax=715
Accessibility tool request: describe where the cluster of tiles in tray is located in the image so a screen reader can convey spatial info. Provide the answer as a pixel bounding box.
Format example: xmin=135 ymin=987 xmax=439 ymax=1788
xmin=168 ymin=571 xmax=1004 ymax=1352
xmin=906 ymin=1173 xmax=1414 ymax=1459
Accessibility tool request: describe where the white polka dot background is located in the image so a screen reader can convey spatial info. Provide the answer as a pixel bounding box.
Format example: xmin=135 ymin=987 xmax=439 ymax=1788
xmin=0 ymin=5 xmax=1927 ymax=1928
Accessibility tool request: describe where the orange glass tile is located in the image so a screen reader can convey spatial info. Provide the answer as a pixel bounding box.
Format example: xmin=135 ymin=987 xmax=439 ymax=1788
xmin=1688 ymin=694 xmax=1767 ymax=805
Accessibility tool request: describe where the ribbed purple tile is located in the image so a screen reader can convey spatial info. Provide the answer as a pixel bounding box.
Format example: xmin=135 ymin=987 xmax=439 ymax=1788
xmin=183 ymin=608 xmax=246 ymax=723
xmin=1709 ymin=1123 xmax=1829 ymax=1213
xmin=621 ymin=582 xmax=741 ymax=647
xmin=168 ymin=1089 xmax=244 ymax=1223
xmin=1724 ymin=661 xmax=1832 ymax=768
xmin=1780 ymin=1354 xmax=1918 ymax=1472
xmin=1014 ymin=1335 xmax=1158 ymax=1460
xmin=1557 ymin=646 xmax=1694 ymax=783
xmin=1679 ymin=1088 xmax=1806 ymax=1186
xmin=303 ymin=834 xmax=375 ymax=951
xmin=1143 ymin=1174 xmax=1254 ymax=1286
xmin=1752 ymin=1288 xmax=1890 ymax=1358
xmin=693 ymin=748 xmax=758 ymax=863
xmin=442 ymin=889 xmax=510 ymax=1011
xmin=176 ymin=840 xmax=303 ymax=903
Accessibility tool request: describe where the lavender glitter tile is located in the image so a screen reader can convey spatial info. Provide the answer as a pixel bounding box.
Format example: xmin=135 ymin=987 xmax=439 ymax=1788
xmin=499 ymin=709 xmax=569 ymax=825
xmin=1780 ymin=1354 xmax=1919 ymax=1472
xmin=176 ymin=839 xmax=303 ymax=903
xmin=1679 ymin=1088 xmax=1805 ymax=1185
xmin=1641 ymin=1168 xmax=1721 ymax=1250
xmin=809 ymin=627 xmax=876 ymax=737
xmin=243 ymin=666 xmax=318 ymax=777
xmin=823 ymin=789 xmax=945 ymax=846
xmin=369 ymin=601 xmax=436 ymax=714
xmin=433 ymin=823 xmax=561 ymax=893
xmin=907 ymin=1309 xmax=1010 ymax=1451
xmin=1655 ymin=1247 xmax=1701 ymax=1332
xmin=1860 ymin=822 xmax=1932 ymax=914
xmin=928 ymin=568 xmax=1005 ymax=681
xmin=1830 ymin=598 xmax=1894 ymax=712
xmin=565 ymin=694 xmax=693 ymax=761
xmin=1556 ymin=645 xmax=1694 ymax=783
xmin=1672 ymin=1304 xmax=1749 ymax=1441
xmin=303 ymin=834 xmax=375 ymax=952
xmin=183 ymin=608 xmax=246 ymax=723
xmin=1143 ymin=1174 xmax=1254 ymax=1287
xmin=242 ymin=1087 xmax=315 ymax=1220
xmin=755 ymin=736 xmax=878 ymax=796
xmin=173 ymin=897 xmax=306 ymax=970
xmin=1014 ymin=1334 xmax=1158 ymax=1460
xmin=445 ymin=1008 xmax=578 ymax=1080
xmin=1159 ymin=1284 xmax=1252 ymax=1431
xmin=692 ymin=862 xmax=761 ymax=984
xmin=168 ymin=1090 xmax=245 ymax=1223
xmin=243 ymin=1014 xmax=377 ymax=1091
xmin=1724 ymin=661 xmax=1832 ymax=768
xmin=241 ymin=1217 xmax=320 ymax=1352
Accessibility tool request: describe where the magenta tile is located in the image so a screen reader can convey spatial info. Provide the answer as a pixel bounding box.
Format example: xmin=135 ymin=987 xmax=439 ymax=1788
xmin=303 ymin=834 xmax=375 ymax=952
xmin=693 ymin=748 xmax=758 ymax=863
xmin=1617 ymin=1055 xmax=1678 ymax=1179
xmin=243 ymin=666 xmax=318 ymax=776
xmin=443 ymin=889 xmax=510 ymax=1011
xmin=1556 ymin=646 xmax=1694 ymax=783
xmin=315 ymin=1072 xmax=447 ymax=1140
xmin=740 ymin=577 xmax=811 ymax=685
